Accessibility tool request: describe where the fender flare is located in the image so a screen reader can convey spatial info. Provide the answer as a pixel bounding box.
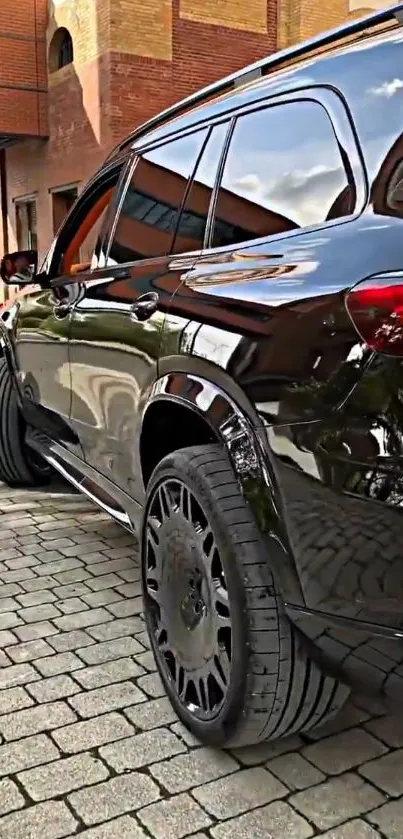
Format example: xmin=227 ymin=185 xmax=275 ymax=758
xmin=143 ymin=370 xmax=304 ymax=607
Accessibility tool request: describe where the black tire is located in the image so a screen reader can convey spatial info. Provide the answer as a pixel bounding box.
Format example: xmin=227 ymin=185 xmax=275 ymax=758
xmin=0 ymin=358 xmax=50 ymax=487
xmin=142 ymin=443 xmax=349 ymax=748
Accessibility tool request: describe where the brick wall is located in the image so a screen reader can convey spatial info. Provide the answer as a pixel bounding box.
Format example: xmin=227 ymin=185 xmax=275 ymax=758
xmin=0 ymin=0 xmax=48 ymax=137
xmin=0 ymin=0 xmax=381 ymax=276
xmin=0 ymin=0 xmax=279 ymax=266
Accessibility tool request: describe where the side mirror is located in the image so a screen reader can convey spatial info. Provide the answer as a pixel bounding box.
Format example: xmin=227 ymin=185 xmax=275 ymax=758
xmin=0 ymin=250 xmax=38 ymax=285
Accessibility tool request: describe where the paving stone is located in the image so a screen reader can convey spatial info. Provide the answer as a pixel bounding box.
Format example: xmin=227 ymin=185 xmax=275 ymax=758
xmin=5 ymin=555 xmax=38 ymax=570
xmin=0 ymin=778 xmax=25 ymax=816
xmin=19 ymin=752 xmax=109 ymax=800
xmin=88 ymin=559 xmax=133 ymax=577
xmin=0 ymin=549 xmax=23 ymax=562
xmin=18 ymin=603 xmax=61 ymax=622
xmin=365 ymin=713 xmax=403 ymax=748
xmin=0 ymin=699 xmax=76 ymax=740
xmin=303 ymin=729 xmax=387 ymax=775
xmin=118 ymin=568 xmax=141 ymax=583
xmin=36 ymin=559 xmax=83 ymax=577
xmin=76 ymin=636 xmax=144 ymax=665
xmin=0 ymin=649 xmax=10 ymax=667
xmin=14 ymin=621 xmax=59 ymax=641
xmin=86 ymin=574 xmax=123 ymax=592
xmin=73 ymin=657 xmax=144 ymax=689
xmin=0 ymin=734 xmax=59 ymax=777
xmin=49 ymin=629 xmax=95 ymax=652
xmin=193 ymin=766 xmax=287 ymax=818
xmin=0 ymin=629 xmax=18 ymax=649
xmin=20 ymin=577 xmax=57 ymax=592
xmin=125 ymin=697 xmax=178 ymax=730
xmin=150 ymin=747 xmax=238 ymax=793
xmin=134 ymin=650 xmax=157 ymax=672
xmin=116 ymin=582 xmax=142 ymax=598
xmin=26 ymin=675 xmax=81 ymax=702
xmin=319 ymin=820 xmax=381 ymax=838
xmin=52 ymin=712 xmax=134 ymax=753
xmin=368 ymin=799 xmax=403 ymax=839
xmin=35 ymin=652 xmax=84 ymax=676
xmin=0 ymin=662 xmax=40 ymax=689
xmin=76 ymin=816 xmax=148 ymax=838
xmin=69 ymin=773 xmax=160 ymax=826
xmin=52 ymin=568 xmax=91 ymax=585
xmin=137 ymin=673 xmax=164 ymax=698
xmin=16 ymin=590 xmax=57 ymax=607
xmin=34 ymin=551 xmax=64 ymax=564
xmin=100 ymin=728 xmax=186 ymax=771
xmin=40 ymin=538 xmax=75 ymax=551
xmin=107 ymin=597 xmax=143 ymax=618
xmin=7 ymin=638 xmax=55 ymax=663
xmin=0 ymin=612 xmax=22 ymax=630
xmin=88 ymin=616 xmax=143 ymax=640
xmin=359 ymin=748 xmax=403 ymax=796
xmin=68 ymin=681 xmax=146 ymax=717
xmin=0 ymin=800 xmax=78 ymax=839
xmin=139 ymin=793 xmax=211 ymax=839
xmin=54 ymin=607 xmax=113 ymax=632
xmin=0 ymin=569 xmax=35 ymax=584
xmin=0 ymin=597 xmax=20 ymax=613
xmin=268 ymin=753 xmax=325 ymax=790
xmin=83 ymin=589 xmax=123 ymax=608
xmin=169 ymin=722 xmax=202 ymax=748
xmin=0 ymin=686 xmax=33 ymax=714
xmin=52 ymin=583 xmax=91 ymax=599
xmin=58 ymin=597 xmax=89 ymax=614
xmin=0 ymin=587 xmax=22 ymax=601
xmin=290 ymin=773 xmax=385 ymax=831
xmin=210 ymin=801 xmax=313 ymax=839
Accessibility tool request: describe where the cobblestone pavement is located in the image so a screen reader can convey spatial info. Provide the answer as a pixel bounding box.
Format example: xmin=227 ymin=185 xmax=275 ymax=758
xmin=0 ymin=483 xmax=402 ymax=839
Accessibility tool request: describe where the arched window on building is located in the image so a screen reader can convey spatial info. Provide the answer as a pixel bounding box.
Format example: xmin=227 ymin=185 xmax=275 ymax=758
xmin=49 ymin=27 xmax=74 ymax=73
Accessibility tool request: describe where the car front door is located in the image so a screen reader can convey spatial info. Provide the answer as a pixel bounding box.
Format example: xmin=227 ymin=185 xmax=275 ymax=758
xmin=67 ymin=126 xmax=223 ymax=502
xmin=13 ymin=158 xmax=127 ymax=458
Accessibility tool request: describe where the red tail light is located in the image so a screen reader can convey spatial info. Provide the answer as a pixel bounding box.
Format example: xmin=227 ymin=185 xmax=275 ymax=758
xmin=345 ymin=273 xmax=403 ymax=356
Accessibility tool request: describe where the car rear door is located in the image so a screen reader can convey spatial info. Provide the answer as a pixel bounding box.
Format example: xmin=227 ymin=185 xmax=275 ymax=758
xmin=161 ymin=90 xmax=367 ymax=429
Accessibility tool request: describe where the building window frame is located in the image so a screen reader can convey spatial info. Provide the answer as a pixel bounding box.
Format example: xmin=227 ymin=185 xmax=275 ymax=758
xmin=49 ymin=27 xmax=74 ymax=74
xmin=14 ymin=196 xmax=38 ymax=252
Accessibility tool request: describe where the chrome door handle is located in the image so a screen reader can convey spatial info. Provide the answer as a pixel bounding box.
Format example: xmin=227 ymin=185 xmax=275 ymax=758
xmin=130 ymin=292 xmax=159 ymax=322
xmin=53 ymin=299 xmax=72 ymax=319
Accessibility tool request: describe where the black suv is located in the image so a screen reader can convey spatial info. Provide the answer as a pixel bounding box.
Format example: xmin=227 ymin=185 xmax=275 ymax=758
xmin=2 ymin=5 xmax=403 ymax=747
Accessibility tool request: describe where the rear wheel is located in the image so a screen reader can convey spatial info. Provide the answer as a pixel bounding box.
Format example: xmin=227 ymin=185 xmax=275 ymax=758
xmin=0 ymin=358 xmax=51 ymax=487
xmin=142 ymin=443 xmax=349 ymax=747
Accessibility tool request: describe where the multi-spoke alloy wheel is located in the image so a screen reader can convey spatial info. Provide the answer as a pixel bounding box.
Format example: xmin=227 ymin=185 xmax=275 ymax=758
xmin=142 ymin=444 xmax=349 ymax=748
xmin=144 ymin=477 xmax=232 ymax=719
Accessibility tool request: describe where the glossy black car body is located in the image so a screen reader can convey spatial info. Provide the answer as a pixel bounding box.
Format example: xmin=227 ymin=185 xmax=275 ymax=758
xmin=3 ymin=6 xmax=403 ymax=738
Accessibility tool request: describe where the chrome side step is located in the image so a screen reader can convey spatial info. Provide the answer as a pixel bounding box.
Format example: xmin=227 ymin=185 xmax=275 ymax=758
xmin=43 ymin=451 xmax=133 ymax=530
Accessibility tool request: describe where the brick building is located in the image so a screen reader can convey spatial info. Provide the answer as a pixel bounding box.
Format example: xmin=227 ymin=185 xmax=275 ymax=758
xmin=0 ymin=0 xmax=379 ymax=284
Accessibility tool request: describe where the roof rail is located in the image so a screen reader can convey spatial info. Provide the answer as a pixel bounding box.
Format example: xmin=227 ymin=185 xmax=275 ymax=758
xmin=109 ymin=3 xmax=403 ymax=159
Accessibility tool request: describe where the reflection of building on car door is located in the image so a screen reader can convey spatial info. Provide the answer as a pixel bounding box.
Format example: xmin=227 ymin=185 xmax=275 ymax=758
xmin=64 ymin=188 xmax=113 ymax=275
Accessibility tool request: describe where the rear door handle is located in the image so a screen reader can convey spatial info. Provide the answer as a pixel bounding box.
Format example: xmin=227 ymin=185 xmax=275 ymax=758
xmin=130 ymin=292 xmax=159 ymax=322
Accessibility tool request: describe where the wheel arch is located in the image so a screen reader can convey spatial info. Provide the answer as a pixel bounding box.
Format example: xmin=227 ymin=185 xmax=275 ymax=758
xmin=140 ymin=371 xmax=304 ymax=607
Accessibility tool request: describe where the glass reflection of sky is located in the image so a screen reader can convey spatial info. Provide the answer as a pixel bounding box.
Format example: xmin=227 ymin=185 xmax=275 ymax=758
xmin=219 ymin=101 xmax=348 ymax=228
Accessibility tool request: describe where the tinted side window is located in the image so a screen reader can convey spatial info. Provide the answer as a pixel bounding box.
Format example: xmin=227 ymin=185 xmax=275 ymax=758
xmin=172 ymin=122 xmax=229 ymax=254
xmin=108 ymin=130 xmax=208 ymax=264
xmin=211 ymin=101 xmax=354 ymax=249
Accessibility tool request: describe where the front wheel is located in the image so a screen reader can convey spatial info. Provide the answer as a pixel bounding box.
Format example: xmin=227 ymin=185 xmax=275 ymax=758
xmin=0 ymin=358 xmax=51 ymax=487
xmin=141 ymin=444 xmax=349 ymax=747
